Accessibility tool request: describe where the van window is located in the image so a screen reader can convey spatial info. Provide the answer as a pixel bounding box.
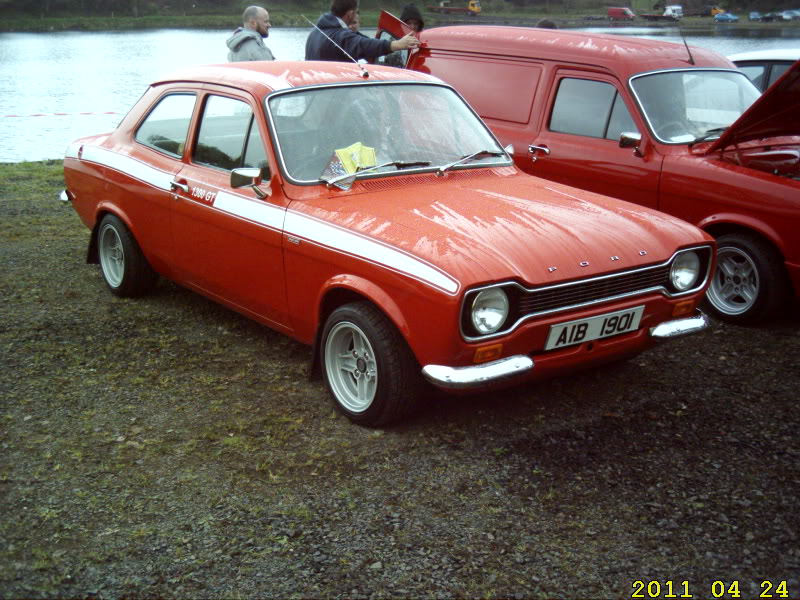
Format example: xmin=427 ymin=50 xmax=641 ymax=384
xmin=420 ymin=55 xmax=540 ymax=124
xmin=550 ymin=78 xmax=637 ymax=140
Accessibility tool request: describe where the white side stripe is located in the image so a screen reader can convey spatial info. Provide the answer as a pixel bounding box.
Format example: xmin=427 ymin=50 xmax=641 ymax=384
xmin=81 ymin=146 xmax=174 ymax=191
xmin=214 ymin=191 xmax=285 ymax=231
xmin=73 ymin=146 xmax=460 ymax=295
xmin=284 ymin=212 xmax=459 ymax=295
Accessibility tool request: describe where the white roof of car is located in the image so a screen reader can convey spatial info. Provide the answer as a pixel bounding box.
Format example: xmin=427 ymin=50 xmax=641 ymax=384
xmin=728 ymin=49 xmax=800 ymax=62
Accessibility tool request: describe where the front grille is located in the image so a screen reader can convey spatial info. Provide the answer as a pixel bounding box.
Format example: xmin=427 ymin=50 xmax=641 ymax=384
xmin=518 ymin=264 xmax=671 ymax=315
xmin=460 ymin=245 xmax=713 ymax=341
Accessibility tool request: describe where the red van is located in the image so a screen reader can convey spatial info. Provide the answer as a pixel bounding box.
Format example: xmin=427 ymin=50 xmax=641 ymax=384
xmin=377 ymin=17 xmax=800 ymax=325
xmin=607 ymin=7 xmax=636 ymax=20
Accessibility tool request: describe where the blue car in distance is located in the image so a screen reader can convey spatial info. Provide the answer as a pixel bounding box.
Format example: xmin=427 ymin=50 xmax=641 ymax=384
xmin=714 ymin=11 xmax=739 ymax=21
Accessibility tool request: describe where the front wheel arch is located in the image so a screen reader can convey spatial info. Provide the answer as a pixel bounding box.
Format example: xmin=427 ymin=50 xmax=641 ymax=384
xmin=702 ymin=228 xmax=789 ymax=324
xmin=320 ymin=301 xmax=424 ymax=426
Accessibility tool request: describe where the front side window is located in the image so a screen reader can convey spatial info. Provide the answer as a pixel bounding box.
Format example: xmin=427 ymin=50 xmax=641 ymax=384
xmin=631 ymin=69 xmax=760 ymax=143
xmin=135 ymin=93 xmax=196 ymax=157
xmin=194 ymin=95 xmax=255 ymax=171
xmin=268 ymin=83 xmax=508 ymax=183
xmin=550 ymin=78 xmax=638 ymax=140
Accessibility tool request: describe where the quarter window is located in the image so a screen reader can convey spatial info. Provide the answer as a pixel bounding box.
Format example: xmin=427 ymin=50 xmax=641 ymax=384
xmin=550 ymin=78 xmax=638 ymax=140
xmin=194 ymin=95 xmax=259 ymax=171
xmin=135 ymin=93 xmax=196 ymax=157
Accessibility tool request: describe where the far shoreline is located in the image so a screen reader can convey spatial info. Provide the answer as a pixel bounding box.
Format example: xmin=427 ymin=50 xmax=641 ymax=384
xmin=2 ymin=11 xmax=799 ymax=33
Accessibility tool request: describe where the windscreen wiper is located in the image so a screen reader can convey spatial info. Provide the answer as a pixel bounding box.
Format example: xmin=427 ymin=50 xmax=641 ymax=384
xmin=323 ymin=160 xmax=431 ymax=188
xmin=436 ymin=149 xmax=507 ymax=176
xmin=691 ymin=127 xmax=728 ymax=146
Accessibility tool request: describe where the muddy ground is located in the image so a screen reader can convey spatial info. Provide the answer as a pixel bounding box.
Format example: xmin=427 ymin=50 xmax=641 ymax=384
xmin=1 ymin=161 xmax=798 ymax=599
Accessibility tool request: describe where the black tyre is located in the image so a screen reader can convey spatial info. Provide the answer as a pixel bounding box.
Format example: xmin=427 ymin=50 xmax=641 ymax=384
xmin=96 ymin=214 xmax=157 ymax=297
xmin=705 ymin=232 xmax=788 ymax=324
xmin=321 ymin=302 xmax=423 ymax=426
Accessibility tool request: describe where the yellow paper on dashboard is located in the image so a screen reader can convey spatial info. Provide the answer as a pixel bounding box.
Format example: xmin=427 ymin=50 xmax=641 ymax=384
xmin=335 ymin=142 xmax=377 ymax=174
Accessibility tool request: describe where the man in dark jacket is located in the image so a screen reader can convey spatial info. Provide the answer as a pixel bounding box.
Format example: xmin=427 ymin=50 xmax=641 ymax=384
xmin=305 ymin=0 xmax=419 ymax=63
xmin=227 ymin=5 xmax=275 ymax=62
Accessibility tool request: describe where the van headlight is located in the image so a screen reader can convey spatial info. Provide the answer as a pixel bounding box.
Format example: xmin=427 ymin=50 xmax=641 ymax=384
xmin=471 ymin=288 xmax=509 ymax=335
xmin=670 ymin=251 xmax=701 ymax=291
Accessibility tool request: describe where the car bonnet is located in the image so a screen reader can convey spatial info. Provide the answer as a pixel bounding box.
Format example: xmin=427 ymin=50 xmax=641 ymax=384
xmin=705 ymin=59 xmax=800 ymax=153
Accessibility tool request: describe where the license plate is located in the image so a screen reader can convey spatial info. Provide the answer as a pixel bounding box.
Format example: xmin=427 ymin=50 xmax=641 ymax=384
xmin=544 ymin=306 xmax=645 ymax=351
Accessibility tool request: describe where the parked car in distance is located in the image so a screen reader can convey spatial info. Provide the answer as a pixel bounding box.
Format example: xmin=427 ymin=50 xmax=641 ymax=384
xmin=377 ymin=16 xmax=800 ymax=324
xmin=749 ymin=10 xmax=762 ymax=20
xmin=729 ymin=49 xmax=800 ymax=91
xmin=714 ymin=11 xmax=739 ymax=21
xmin=61 ymin=61 xmax=715 ymax=426
xmin=760 ymin=11 xmax=791 ymax=21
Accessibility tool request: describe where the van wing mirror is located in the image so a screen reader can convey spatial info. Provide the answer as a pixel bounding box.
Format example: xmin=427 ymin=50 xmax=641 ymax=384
xmin=231 ymin=166 xmax=272 ymax=198
xmin=619 ymin=132 xmax=643 ymax=157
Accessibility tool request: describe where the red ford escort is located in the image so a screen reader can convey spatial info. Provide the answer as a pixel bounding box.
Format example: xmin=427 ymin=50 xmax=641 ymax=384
xmin=62 ymin=61 xmax=713 ymax=425
xmin=378 ymin=18 xmax=800 ymax=324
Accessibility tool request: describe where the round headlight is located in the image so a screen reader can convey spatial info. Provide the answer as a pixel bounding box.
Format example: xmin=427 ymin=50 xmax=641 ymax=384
xmin=670 ymin=251 xmax=701 ymax=291
xmin=471 ymin=288 xmax=509 ymax=335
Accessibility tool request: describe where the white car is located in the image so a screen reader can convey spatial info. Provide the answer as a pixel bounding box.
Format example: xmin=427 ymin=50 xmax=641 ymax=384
xmin=728 ymin=49 xmax=800 ymax=91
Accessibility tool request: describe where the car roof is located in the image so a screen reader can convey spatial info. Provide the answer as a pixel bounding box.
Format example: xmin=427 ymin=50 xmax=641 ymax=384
xmin=419 ymin=26 xmax=734 ymax=79
xmin=153 ymin=60 xmax=442 ymax=95
xmin=728 ymin=49 xmax=800 ymax=62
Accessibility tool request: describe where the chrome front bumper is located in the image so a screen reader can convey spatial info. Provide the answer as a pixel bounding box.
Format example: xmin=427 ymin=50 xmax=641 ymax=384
xmin=423 ymin=311 xmax=709 ymax=390
xmin=422 ymin=355 xmax=534 ymax=390
xmin=649 ymin=311 xmax=710 ymax=338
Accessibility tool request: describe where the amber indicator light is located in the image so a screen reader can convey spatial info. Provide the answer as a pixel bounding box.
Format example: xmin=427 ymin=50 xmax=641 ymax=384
xmin=672 ymin=299 xmax=695 ymax=317
xmin=473 ymin=344 xmax=503 ymax=364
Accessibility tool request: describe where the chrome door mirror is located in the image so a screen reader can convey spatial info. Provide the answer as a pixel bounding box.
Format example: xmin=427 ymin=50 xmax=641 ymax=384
xmin=231 ymin=166 xmax=271 ymax=198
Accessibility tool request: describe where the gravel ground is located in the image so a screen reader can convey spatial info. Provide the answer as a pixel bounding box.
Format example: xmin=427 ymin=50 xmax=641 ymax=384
xmin=1 ymin=161 xmax=799 ymax=599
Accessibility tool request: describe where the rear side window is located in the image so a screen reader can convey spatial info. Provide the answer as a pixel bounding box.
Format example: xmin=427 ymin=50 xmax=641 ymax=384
xmin=417 ymin=55 xmax=540 ymax=124
xmin=194 ymin=95 xmax=256 ymax=171
xmin=550 ymin=78 xmax=638 ymax=139
xmin=135 ymin=94 xmax=196 ymax=157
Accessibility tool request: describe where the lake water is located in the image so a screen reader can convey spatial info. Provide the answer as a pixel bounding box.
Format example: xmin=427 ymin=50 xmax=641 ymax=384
xmin=1 ymin=25 xmax=798 ymax=163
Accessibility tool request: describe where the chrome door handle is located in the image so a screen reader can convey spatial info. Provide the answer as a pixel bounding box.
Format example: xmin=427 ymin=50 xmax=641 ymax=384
xmin=170 ymin=181 xmax=189 ymax=194
xmin=528 ymin=144 xmax=551 ymax=163
xmin=528 ymin=144 xmax=551 ymax=155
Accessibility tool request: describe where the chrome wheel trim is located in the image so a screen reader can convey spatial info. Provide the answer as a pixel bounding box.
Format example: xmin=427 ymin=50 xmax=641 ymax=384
xmin=707 ymin=246 xmax=759 ymax=316
xmin=324 ymin=321 xmax=378 ymax=414
xmin=98 ymin=223 xmax=125 ymax=288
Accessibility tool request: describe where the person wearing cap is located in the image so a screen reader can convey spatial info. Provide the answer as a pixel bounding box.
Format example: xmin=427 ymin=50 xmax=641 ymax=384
xmin=400 ymin=4 xmax=425 ymax=32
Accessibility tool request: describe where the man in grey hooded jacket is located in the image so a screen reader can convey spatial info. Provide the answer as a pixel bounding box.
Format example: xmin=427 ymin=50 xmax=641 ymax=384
xmin=227 ymin=6 xmax=275 ymax=62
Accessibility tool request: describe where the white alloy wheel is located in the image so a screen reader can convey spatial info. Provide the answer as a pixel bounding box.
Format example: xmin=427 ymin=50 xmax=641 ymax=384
xmin=99 ymin=221 xmax=126 ymax=289
xmin=324 ymin=320 xmax=378 ymax=413
xmin=707 ymin=245 xmax=759 ymax=316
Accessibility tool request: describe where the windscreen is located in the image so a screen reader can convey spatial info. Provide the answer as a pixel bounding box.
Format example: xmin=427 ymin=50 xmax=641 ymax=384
xmin=267 ymin=83 xmax=507 ymax=183
xmin=631 ymin=70 xmax=761 ymax=144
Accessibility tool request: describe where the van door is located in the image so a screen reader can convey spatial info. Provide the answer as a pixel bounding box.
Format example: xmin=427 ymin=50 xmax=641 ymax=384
xmin=527 ymin=70 xmax=662 ymax=210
